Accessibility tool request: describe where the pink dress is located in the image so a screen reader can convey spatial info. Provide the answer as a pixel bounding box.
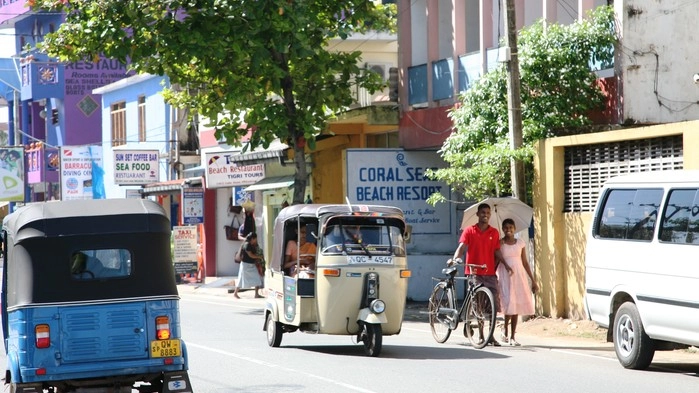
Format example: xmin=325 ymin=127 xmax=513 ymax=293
xmin=496 ymin=238 xmax=534 ymax=315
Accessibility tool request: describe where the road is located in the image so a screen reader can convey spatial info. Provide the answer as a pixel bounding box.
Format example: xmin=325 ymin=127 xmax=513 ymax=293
xmin=180 ymin=291 xmax=699 ymax=393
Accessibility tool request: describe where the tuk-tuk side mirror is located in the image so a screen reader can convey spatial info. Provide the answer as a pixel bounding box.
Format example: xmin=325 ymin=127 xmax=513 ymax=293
xmin=404 ymin=225 xmax=412 ymax=243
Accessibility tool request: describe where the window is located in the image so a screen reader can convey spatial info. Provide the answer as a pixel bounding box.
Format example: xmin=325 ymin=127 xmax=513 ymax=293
xmin=659 ymin=189 xmax=699 ymax=244
xmin=564 ymin=136 xmax=683 ymax=212
xmin=71 ymin=249 xmax=132 ymax=280
xmin=596 ymin=188 xmax=663 ymax=241
xmin=138 ymin=96 xmax=146 ymax=142
xmin=366 ymin=132 xmax=399 ymax=148
xmin=110 ymin=101 xmax=126 ymax=146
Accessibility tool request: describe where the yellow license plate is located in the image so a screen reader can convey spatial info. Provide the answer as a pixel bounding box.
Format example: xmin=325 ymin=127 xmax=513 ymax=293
xmin=150 ymin=339 xmax=181 ymax=358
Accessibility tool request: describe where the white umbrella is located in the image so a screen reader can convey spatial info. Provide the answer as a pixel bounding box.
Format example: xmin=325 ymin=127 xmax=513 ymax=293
xmin=460 ymin=197 xmax=533 ymax=232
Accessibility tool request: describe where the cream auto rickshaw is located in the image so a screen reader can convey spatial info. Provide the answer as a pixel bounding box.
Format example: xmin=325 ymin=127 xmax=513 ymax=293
xmin=263 ymin=204 xmax=410 ymax=357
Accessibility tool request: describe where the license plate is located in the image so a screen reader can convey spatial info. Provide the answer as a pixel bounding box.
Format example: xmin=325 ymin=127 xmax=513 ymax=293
xmin=347 ymin=255 xmax=393 ymax=264
xmin=150 ymin=339 xmax=181 ymax=358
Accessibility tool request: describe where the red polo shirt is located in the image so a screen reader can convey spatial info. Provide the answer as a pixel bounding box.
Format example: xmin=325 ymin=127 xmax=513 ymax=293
xmin=458 ymin=224 xmax=500 ymax=276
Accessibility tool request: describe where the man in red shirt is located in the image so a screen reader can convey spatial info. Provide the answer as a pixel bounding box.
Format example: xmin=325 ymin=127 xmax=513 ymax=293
xmin=451 ymin=203 xmax=512 ymax=345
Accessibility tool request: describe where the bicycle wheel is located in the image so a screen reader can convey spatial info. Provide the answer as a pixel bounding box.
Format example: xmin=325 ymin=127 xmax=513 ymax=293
xmin=464 ymin=286 xmax=496 ymax=349
xmin=428 ymin=283 xmax=453 ymax=343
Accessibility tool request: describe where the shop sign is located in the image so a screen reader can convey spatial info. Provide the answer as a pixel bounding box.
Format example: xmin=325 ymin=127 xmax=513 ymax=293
xmin=204 ymin=152 xmax=265 ymax=188
xmin=345 ymin=149 xmax=451 ymax=235
xmin=113 ymin=149 xmax=159 ymax=185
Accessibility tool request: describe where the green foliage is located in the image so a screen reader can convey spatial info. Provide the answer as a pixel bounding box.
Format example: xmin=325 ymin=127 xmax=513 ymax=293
xmin=32 ymin=0 xmax=396 ymax=203
xmin=428 ymin=5 xmax=617 ymax=203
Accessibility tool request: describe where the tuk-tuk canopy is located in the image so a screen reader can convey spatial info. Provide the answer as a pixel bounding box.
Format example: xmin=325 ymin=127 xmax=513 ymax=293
xmin=1 ymin=199 xmax=178 ymax=310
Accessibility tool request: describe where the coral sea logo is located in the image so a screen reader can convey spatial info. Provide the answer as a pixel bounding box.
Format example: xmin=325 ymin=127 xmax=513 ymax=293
xmin=66 ymin=177 xmax=79 ymax=190
xmin=396 ymin=152 xmax=408 ymax=167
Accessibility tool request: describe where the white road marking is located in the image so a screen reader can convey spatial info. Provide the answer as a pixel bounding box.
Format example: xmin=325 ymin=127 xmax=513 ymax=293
xmin=186 ymin=342 xmax=377 ymax=393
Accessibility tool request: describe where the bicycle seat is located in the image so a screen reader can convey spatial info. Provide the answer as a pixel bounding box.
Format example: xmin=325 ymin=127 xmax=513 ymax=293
xmin=442 ymin=266 xmax=458 ymax=276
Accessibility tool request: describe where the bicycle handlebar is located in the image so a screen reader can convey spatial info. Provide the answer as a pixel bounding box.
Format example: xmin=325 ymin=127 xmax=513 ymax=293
xmin=446 ymin=258 xmax=486 ymax=270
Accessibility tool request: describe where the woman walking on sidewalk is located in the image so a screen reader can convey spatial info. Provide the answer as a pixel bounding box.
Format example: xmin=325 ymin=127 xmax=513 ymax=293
xmin=233 ymin=233 xmax=264 ymax=299
xmin=497 ymin=218 xmax=538 ymax=346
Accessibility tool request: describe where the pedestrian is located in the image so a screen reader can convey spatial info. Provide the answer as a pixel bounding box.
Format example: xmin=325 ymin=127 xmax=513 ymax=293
xmin=233 ymin=232 xmax=264 ymax=299
xmin=497 ymin=218 xmax=538 ymax=346
xmin=451 ymin=203 xmax=512 ymax=346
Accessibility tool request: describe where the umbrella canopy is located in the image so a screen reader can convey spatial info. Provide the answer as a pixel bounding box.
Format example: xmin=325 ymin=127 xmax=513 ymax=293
xmin=460 ymin=197 xmax=533 ymax=233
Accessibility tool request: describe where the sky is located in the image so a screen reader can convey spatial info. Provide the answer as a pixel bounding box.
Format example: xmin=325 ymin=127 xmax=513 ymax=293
xmin=0 ymin=29 xmax=15 ymax=124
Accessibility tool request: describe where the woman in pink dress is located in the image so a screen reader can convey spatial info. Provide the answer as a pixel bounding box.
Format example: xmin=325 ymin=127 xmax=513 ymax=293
xmin=496 ymin=218 xmax=538 ymax=346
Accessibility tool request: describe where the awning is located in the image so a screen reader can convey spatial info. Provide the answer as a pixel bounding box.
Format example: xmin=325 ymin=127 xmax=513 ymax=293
xmin=0 ymin=58 xmax=20 ymax=101
xmin=245 ymin=175 xmax=295 ymax=192
xmin=140 ymin=177 xmax=202 ymax=196
xmin=229 ymin=146 xmax=287 ymax=165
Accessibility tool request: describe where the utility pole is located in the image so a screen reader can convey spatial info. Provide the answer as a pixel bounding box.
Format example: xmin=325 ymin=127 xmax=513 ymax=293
xmin=503 ymin=0 xmax=526 ymax=202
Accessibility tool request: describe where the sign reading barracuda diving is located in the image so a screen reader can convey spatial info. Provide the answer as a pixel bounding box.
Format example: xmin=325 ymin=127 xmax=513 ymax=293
xmin=345 ymin=149 xmax=451 ymax=235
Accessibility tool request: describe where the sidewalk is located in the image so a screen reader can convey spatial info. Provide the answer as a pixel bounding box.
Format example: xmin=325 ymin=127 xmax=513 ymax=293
xmin=177 ymin=279 xmax=608 ymax=348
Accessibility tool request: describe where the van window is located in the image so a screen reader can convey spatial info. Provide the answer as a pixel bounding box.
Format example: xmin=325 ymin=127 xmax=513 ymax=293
xmin=596 ymin=188 xmax=663 ymax=241
xmin=659 ymin=189 xmax=699 ymax=244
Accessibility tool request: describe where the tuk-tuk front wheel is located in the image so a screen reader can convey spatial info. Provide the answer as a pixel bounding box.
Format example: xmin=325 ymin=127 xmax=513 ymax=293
xmin=266 ymin=315 xmax=283 ymax=347
xmin=359 ymin=322 xmax=382 ymax=357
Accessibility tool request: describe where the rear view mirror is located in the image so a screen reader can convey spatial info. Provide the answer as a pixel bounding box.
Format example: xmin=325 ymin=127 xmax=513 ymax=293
xmin=404 ymin=225 xmax=412 ymax=243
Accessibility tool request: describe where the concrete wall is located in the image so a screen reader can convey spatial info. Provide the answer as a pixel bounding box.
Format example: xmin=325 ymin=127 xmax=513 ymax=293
xmin=616 ymin=0 xmax=699 ymax=123
xmin=533 ymin=121 xmax=699 ymax=319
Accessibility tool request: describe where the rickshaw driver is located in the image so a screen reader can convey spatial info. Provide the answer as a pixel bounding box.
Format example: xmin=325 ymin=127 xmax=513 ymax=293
xmin=71 ymin=251 xmax=106 ymax=279
xmin=284 ymin=224 xmax=317 ymax=276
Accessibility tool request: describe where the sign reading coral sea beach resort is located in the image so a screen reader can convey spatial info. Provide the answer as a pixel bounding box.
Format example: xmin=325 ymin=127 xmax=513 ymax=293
xmin=345 ymin=149 xmax=451 ymax=235
xmin=204 ymin=152 xmax=265 ymax=188
xmin=113 ymin=150 xmax=160 ymax=185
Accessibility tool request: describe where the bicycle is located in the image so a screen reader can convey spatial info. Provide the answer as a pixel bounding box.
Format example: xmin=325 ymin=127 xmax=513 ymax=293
xmin=428 ymin=259 xmax=496 ymax=349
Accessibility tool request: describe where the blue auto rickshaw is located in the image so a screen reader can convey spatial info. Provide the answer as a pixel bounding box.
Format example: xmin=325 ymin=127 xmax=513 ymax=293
xmin=1 ymin=199 xmax=192 ymax=393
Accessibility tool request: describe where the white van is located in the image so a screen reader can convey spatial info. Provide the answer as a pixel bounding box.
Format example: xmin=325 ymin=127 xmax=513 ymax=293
xmin=585 ymin=170 xmax=699 ymax=369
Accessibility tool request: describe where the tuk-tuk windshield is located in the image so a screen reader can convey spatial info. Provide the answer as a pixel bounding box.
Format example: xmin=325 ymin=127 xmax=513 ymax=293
xmin=320 ymin=218 xmax=405 ymax=257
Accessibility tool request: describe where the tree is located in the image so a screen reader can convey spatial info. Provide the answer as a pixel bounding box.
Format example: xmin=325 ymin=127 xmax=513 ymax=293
xmin=32 ymin=0 xmax=396 ymax=204
xmin=426 ymin=6 xmax=617 ymax=204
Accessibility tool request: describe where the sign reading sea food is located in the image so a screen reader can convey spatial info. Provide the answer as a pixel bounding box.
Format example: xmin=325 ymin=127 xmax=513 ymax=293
xmin=113 ymin=149 xmax=159 ymax=185
xmin=345 ymin=149 xmax=451 ymax=235
xmin=0 ymin=147 xmax=26 ymax=202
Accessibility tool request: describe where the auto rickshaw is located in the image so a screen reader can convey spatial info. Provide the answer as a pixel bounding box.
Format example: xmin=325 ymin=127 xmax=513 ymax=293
xmin=263 ymin=204 xmax=411 ymax=357
xmin=1 ymin=199 xmax=192 ymax=393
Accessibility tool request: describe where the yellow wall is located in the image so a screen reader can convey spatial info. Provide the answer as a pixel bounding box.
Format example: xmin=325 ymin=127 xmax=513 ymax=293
xmin=533 ymin=121 xmax=699 ymax=319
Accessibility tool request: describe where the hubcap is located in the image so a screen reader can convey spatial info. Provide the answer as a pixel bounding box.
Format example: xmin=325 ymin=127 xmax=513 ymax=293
xmin=617 ymin=314 xmax=635 ymax=356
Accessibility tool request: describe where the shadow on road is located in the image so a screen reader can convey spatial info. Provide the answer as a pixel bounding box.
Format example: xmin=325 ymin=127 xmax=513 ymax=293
xmin=290 ymin=344 xmax=509 ymax=360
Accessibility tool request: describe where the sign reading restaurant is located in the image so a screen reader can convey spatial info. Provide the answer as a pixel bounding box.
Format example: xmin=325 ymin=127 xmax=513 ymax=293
xmin=113 ymin=149 xmax=160 ymax=185
xmin=204 ymin=152 xmax=265 ymax=188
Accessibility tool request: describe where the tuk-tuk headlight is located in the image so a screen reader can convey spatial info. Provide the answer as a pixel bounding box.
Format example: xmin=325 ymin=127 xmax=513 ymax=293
xmin=369 ymin=299 xmax=386 ymax=314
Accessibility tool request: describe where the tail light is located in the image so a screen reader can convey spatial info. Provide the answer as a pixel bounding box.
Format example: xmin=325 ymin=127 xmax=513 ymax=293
xmin=156 ymin=316 xmax=171 ymax=340
xmin=35 ymin=324 xmax=50 ymax=348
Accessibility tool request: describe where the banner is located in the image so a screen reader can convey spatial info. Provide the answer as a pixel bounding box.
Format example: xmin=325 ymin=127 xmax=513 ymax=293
xmin=182 ymin=187 xmax=204 ymax=225
xmin=60 ymin=145 xmax=105 ymax=200
xmin=0 ymin=147 xmax=25 ymax=202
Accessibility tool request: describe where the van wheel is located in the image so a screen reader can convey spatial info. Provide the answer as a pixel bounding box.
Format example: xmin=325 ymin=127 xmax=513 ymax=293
xmin=266 ymin=315 xmax=283 ymax=347
xmin=613 ymin=302 xmax=655 ymax=369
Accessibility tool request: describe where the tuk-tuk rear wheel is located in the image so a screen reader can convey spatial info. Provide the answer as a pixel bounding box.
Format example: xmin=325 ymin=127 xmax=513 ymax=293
xmin=266 ymin=316 xmax=283 ymax=347
xmin=360 ymin=323 xmax=382 ymax=357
